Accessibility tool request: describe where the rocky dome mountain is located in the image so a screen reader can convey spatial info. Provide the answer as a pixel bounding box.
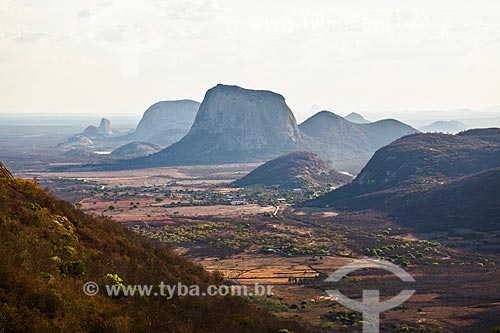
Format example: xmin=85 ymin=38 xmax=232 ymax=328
xmin=231 ymin=151 xmax=352 ymax=190
xmin=134 ymin=84 xmax=302 ymax=166
xmin=111 ymin=141 xmax=163 ymax=157
xmin=309 ymin=128 xmax=500 ymax=231
xmin=299 ymin=111 xmax=418 ymax=172
xmin=128 ymin=99 xmax=200 ymax=146
xmin=344 ymin=112 xmax=370 ymax=124
xmin=0 ymin=165 xmax=302 ymax=332
xmin=419 ymin=120 xmax=467 ymax=134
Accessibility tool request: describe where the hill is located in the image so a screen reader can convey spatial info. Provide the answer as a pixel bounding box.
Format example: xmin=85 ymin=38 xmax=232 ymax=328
xmin=129 ymin=100 xmax=200 ymax=146
xmin=309 ymin=128 xmax=500 ymax=231
xmin=419 ymin=120 xmax=467 ymax=133
xmin=231 ymin=151 xmax=352 ymax=189
xmin=132 ymin=84 xmax=302 ymax=166
xmin=111 ymin=142 xmax=163 ymax=157
xmin=391 ymin=168 xmax=500 ymax=231
xmin=0 ymin=165 xmax=303 ymax=332
xmin=299 ymin=111 xmax=418 ymax=172
xmin=344 ymin=112 xmax=370 ymax=124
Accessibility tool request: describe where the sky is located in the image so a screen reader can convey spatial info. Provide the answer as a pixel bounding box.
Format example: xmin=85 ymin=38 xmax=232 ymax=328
xmin=1 ymin=0 xmax=500 ymax=122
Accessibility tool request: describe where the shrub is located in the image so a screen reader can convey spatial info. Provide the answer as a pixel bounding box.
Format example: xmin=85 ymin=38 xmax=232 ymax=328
xmin=103 ymin=273 xmax=124 ymax=287
xmin=59 ymin=260 xmax=87 ymax=277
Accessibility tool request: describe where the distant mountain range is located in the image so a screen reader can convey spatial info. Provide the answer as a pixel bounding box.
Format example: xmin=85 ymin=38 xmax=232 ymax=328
xmin=231 ymin=151 xmax=352 ymax=190
xmin=419 ymin=120 xmax=467 ymax=134
xmin=310 ymin=128 xmax=500 ymax=231
xmin=85 ymin=84 xmax=417 ymax=173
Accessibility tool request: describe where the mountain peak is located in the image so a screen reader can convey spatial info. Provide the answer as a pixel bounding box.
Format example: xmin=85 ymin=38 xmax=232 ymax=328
xmin=137 ymin=84 xmax=301 ymax=165
xmin=344 ymin=112 xmax=370 ymax=124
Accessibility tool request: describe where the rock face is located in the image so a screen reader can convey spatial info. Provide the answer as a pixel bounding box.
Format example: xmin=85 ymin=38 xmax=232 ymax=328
xmin=232 ymin=151 xmax=352 ymax=189
xmin=299 ymin=111 xmax=418 ymax=173
xmin=111 ymin=142 xmax=163 ymax=157
xmin=142 ymin=84 xmax=302 ymax=165
xmin=419 ymin=120 xmax=467 ymax=134
xmin=344 ymin=112 xmax=370 ymax=124
xmin=82 ymin=118 xmax=114 ymax=138
xmin=0 ymin=162 xmax=14 ymax=180
xmin=132 ymin=100 xmax=200 ymax=145
xmin=98 ymin=118 xmax=113 ymax=136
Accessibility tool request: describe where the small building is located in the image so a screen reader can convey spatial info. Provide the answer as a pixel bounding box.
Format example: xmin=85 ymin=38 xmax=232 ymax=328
xmin=230 ymin=200 xmax=247 ymax=206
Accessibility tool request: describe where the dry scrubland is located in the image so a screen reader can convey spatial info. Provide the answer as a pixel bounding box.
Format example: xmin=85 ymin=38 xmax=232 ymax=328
xmin=30 ymin=164 xmax=500 ymax=333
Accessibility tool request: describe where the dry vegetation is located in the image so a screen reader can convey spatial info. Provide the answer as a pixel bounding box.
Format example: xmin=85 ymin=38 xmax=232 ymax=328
xmin=29 ymin=165 xmax=500 ymax=333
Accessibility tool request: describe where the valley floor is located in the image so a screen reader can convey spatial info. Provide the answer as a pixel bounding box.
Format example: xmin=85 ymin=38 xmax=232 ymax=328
xmin=27 ymin=164 xmax=500 ymax=333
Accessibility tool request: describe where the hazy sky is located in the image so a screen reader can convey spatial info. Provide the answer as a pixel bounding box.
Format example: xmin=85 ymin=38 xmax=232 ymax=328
xmin=1 ymin=0 xmax=500 ymax=121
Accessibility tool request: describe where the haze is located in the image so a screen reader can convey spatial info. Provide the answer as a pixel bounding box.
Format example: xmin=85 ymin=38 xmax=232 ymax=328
xmin=1 ymin=0 xmax=500 ymax=121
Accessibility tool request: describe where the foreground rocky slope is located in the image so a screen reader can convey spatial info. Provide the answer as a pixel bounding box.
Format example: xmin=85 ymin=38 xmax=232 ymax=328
xmin=232 ymin=151 xmax=352 ymax=189
xmin=0 ymin=165 xmax=303 ymax=332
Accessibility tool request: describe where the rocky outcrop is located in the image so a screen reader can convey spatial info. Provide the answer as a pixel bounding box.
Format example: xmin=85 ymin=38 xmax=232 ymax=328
xmin=82 ymin=118 xmax=114 ymax=138
xmin=139 ymin=84 xmax=302 ymax=166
